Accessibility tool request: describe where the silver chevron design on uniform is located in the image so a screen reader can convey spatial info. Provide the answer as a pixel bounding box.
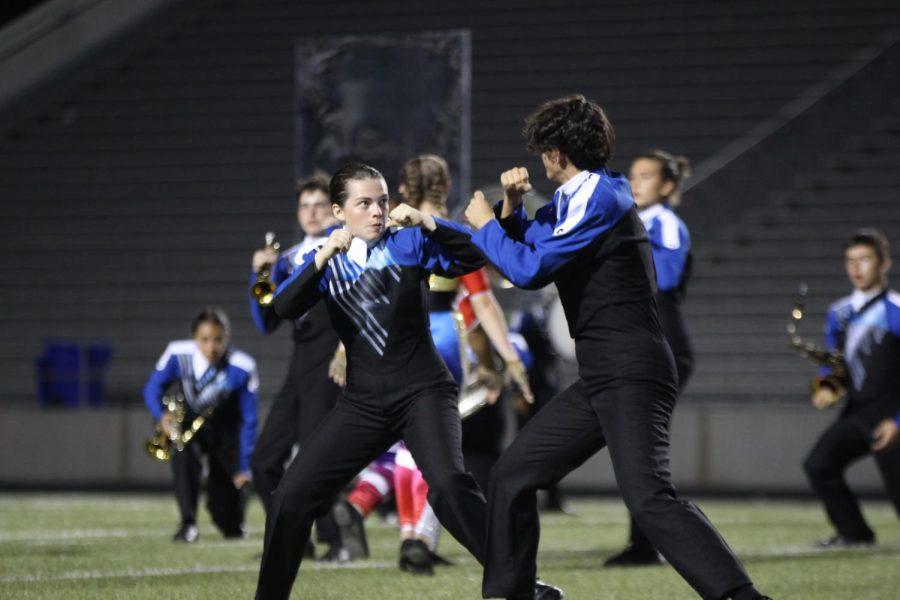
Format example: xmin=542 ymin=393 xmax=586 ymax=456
xmin=327 ymin=243 xmax=402 ymax=356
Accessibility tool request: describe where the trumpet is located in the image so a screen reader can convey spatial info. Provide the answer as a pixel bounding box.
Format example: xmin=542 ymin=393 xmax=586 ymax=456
xmin=787 ymin=283 xmax=846 ymax=398
xmin=144 ymin=389 xmax=210 ymax=462
xmin=252 ymin=231 xmax=281 ymax=306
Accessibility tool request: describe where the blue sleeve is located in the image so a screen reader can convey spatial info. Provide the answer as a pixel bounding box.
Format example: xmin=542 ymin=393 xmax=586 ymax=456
xmin=650 ymin=225 xmax=690 ymax=292
xmin=272 ymin=249 xmax=329 ymax=320
xmin=495 ymin=202 xmax=545 ymax=243
xmin=237 ymin=378 xmax=257 ymax=474
xmin=248 ymin=255 xmax=293 ymax=334
xmin=471 ymin=183 xmax=629 ymax=289
xmin=819 ymin=308 xmax=842 ymax=378
xmin=417 ymin=218 xmax=486 ymax=277
xmin=143 ymin=354 xmax=179 ymax=422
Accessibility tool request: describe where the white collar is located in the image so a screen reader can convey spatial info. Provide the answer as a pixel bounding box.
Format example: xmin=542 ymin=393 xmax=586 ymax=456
xmin=638 ymin=203 xmax=666 ymax=226
xmin=192 ymin=346 xmax=212 ymax=380
xmin=850 ymin=286 xmax=884 ymax=312
xmin=554 ymin=170 xmax=592 ymax=202
xmin=346 ymin=235 xmax=380 ymax=268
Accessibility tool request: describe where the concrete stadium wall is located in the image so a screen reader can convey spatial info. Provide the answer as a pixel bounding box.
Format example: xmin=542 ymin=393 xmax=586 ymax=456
xmin=0 ymin=403 xmax=886 ymax=495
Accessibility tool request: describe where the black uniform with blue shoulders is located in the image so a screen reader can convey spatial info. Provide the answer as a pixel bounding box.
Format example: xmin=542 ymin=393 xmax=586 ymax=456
xmin=470 ymin=169 xmax=752 ymax=600
xmin=248 ymin=233 xmax=340 ymax=502
xmin=255 ymin=219 xmax=488 ymax=600
xmin=248 ymin=231 xmax=342 ymax=547
xmin=803 ymin=288 xmax=900 ymax=542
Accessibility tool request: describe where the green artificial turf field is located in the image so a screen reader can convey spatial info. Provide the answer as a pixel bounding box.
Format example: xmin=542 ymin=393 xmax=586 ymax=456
xmin=1 ymin=493 xmax=898 ymax=599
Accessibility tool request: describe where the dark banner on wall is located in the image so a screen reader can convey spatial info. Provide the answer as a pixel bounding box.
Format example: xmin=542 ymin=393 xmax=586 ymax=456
xmin=295 ymin=30 xmax=471 ymax=211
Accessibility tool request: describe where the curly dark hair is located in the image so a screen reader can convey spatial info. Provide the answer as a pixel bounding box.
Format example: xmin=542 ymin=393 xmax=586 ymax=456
xmin=523 ymin=94 xmax=615 ymax=170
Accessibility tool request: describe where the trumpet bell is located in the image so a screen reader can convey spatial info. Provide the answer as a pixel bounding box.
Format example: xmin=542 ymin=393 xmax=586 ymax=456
xmin=252 ymin=280 xmax=276 ymax=305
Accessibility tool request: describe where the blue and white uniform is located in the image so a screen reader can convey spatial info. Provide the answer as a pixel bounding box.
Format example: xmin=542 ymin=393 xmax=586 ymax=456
xmin=255 ymin=219 xmax=489 ymax=600
xmin=144 ymin=339 xmax=258 ymax=537
xmin=638 ymin=203 xmax=691 ymax=294
xmin=821 ymin=289 xmax=900 ymax=410
xmin=144 ymin=340 xmax=258 ymax=474
xmin=471 ymin=168 xmax=753 ymax=600
xmin=805 ymin=287 xmax=900 ymax=543
xmin=639 ymin=202 xmax=694 ymax=390
xmin=246 ymin=228 xmax=342 ymax=523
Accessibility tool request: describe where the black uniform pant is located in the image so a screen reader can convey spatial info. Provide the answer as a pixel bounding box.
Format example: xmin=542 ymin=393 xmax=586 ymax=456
xmin=628 ymin=301 xmax=694 ymax=554
xmin=482 ymin=378 xmax=751 ymax=600
xmin=171 ymin=441 xmax=245 ymax=536
xmin=255 ymin=383 xmax=486 ymax=600
xmin=251 ymin=351 xmax=339 ymax=542
xmin=803 ymin=410 xmax=900 ymax=540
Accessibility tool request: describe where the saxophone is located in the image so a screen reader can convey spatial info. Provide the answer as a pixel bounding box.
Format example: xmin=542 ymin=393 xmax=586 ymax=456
xmin=787 ymin=283 xmax=846 ymax=399
xmin=144 ymin=388 xmax=211 ymax=462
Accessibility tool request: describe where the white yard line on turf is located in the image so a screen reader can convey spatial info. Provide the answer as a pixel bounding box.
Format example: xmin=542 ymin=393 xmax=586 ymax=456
xmin=0 ymin=561 xmax=400 ymax=583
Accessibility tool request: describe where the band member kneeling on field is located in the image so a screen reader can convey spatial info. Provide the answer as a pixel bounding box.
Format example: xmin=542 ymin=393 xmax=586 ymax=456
xmin=143 ymin=307 xmax=258 ymax=543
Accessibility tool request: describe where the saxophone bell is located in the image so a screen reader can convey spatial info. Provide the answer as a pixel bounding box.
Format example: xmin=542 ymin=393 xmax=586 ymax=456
xmin=786 ymin=283 xmax=847 ymax=400
xmin=144 ymin=388 xmax=210 ymax=462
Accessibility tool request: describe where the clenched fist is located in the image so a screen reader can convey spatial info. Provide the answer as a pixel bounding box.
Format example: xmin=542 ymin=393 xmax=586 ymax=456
xmin=315 ymin=229 xmax=352 ymax=270
xmin=465 ymin=191 xmax=495 ymax=230
xmin=500 ymin=167 xmax=532 ymax=206
xmin=387 ymin=203 xmax=436 ymax=231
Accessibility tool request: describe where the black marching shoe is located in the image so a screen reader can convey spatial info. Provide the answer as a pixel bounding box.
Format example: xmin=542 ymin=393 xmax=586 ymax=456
xmin=815 ymin=534 xmax=875 ymax=549
xmin=172 ymin=523 xmax=199 ymax=543
xmin=398 ymin=539 xmax=434 ymax=575
xmin=317 ymin=543 xmax=351 ymax=563
xmin=534 ymin=579 xmax=564 ymax=599
xmin=603 ymin=544 xmax=663 ymax=567
xmin=333 ymin=499 xmax=369 ymax=560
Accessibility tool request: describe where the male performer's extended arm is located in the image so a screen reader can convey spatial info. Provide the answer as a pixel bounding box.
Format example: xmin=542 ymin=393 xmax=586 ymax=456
xmin=471 ymin=185 xmax=627 ymax=289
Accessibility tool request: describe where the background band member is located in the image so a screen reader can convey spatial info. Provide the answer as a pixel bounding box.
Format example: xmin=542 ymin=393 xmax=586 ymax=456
xmin=391 ymin=154 xmax=533 ymax=574
xmin=255 ymin=163 xmax=489 ymax=600
xmin=803 ymin=229 xmax=900 ymax=547
xmin=465 ymin=95 xmax=769 ymax=600
xmin=248 ymin=174 xmax=346 ymax=560
xmin=604 ymin=149 xmax=694 ymax=567
xmin=143 ymin=307 xmax=258 ymax=543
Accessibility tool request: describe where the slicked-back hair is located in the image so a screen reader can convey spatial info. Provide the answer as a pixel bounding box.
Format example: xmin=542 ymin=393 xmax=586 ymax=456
xmin=329 ymin=163 xmax=384 ymax=207
xmin=523 ymin=94 xmax=616 ymax=171
xmin=844 ymin=228 xmax=891 ymax=263
xmin=191 ymin=306 xmax=231 ymax=336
